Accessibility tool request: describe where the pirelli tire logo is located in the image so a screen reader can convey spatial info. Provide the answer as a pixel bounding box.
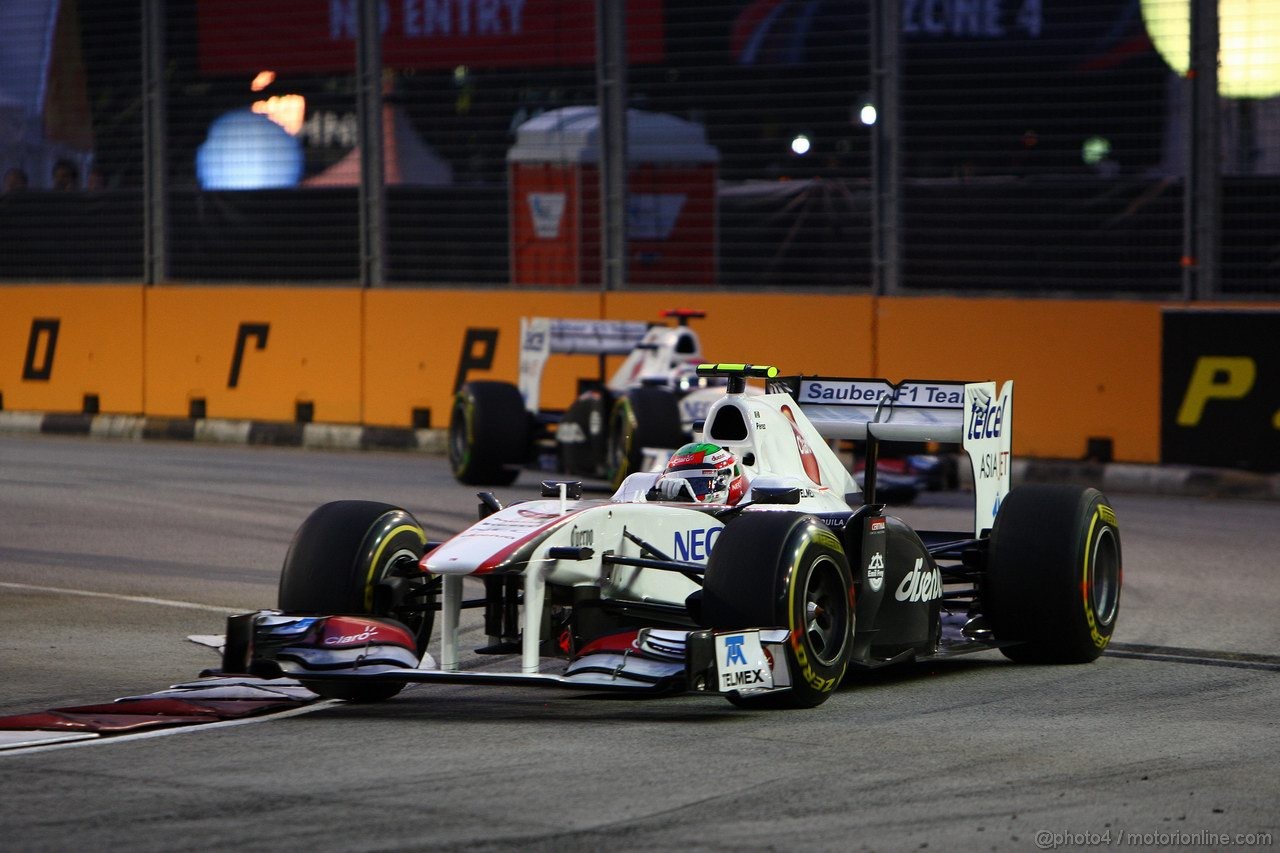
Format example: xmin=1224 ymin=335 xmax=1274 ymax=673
xmin=788 ymin=532 xmax=849 ymax=695
xmin=1162 ymin=310 xmax=1278 ymax=472
xmin=792 ymin=642 xmax=837 ymax=694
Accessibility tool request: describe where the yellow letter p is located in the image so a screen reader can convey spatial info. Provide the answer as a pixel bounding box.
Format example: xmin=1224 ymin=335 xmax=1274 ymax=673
xmin=1176 ymin=356 xmax=1256 ymax=426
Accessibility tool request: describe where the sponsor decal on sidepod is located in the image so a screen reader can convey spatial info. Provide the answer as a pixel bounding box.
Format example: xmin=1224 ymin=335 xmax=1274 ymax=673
xmin=894 ymin=558 xmax=942 ymax=603
xmin=674 ymin=527 xmax=720 ymax=561
xmin=867 ymin=551 xmax=885 ymax=592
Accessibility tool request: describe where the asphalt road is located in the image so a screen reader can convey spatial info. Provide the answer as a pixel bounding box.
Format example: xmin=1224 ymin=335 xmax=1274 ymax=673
xmin=1 ymin=435 xmax=1277 ymax=852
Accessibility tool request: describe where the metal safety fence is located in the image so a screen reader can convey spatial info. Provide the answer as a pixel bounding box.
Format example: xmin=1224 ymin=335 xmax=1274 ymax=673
xmin=0 ymin=0 xmax=1277 ymax=296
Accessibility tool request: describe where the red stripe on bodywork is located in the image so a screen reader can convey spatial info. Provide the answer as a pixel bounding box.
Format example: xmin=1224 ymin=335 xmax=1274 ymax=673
xmin=575 ymin=630 xmax=641 ymax=658
xmin=426 ymin=506 xmax=594 ymax=576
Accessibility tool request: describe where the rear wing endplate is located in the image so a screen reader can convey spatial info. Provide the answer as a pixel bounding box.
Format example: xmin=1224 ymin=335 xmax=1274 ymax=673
xmin=518 ymin=317 xmax=651 ymax=412
xmin=770 ymin=376 xmax=1014 ymax=535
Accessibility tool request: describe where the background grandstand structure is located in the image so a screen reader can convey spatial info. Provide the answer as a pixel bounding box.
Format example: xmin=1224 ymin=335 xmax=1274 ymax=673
xmin=0 ymin=0 xmax=1277 ymax=297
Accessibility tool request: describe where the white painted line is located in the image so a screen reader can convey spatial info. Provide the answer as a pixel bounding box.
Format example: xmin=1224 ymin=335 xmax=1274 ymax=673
xmin=302 ymin=423 xmax=363 ymax=450
xmin=0 ymin=582 xmax=248 ymax=615
xmin=416 ymin=429 xmax=448 ymax=453
xmin=194 ymin=419 xmax=253 ymax=443
xmin=89 ymin=415 xmax=146 ymax=440
xmin=0 ymin=700 xmax=337 ymax=757
xmin=0 ymin=412 xmax=45 ymax=433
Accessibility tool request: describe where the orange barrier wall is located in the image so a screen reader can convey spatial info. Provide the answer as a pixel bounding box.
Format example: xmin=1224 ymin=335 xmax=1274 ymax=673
xmin=363 ymin=290 xmax=602 ymax=428
xmin=604 ymin=292 xmax=874 ymax=378
xmin=4 ymin=284 xmax=1263 ymax=465
xmin=873 ymin=297 xmax=1163 ymax=463
xmin=144 ymin=287 xmax=364 ymax=423
xmin=0 ymin=285 xmax=144 ymax=414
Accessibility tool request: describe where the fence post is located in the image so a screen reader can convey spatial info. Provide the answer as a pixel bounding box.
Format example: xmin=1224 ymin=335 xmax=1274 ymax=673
xmin=870 ymin=0 xmax=901 ymax=296
xmin=596 ymin=0 xmax=628 ymax=292
xmin=357 ymin=0 xmax=386 ymax=287
xmin=142 ymin=0 xmax=168 ymax=285
xmin=1183 ymin=0 xmax=1219 ymax=300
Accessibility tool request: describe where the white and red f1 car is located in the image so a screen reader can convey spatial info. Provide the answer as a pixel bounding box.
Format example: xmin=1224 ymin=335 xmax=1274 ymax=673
xmin=222 ymin=364 xmax=1122 ymax=709
xmin=449 ymin=310 xmax=740 ymax=488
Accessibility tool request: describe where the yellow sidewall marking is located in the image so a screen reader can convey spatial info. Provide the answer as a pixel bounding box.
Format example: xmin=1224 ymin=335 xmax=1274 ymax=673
xmin=364 ymin=523 xmax=427 ymax=612
xmin=456 ymin=395 xmax=475 ymax=470
xmin=1082 ymin=509 xmax=1110 ymax=650
xmin=787 ymin=537 xmax=844 ymax=693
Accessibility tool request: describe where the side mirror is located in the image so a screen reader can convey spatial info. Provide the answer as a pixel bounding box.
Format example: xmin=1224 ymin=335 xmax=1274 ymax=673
xmin=477 ymin=491 xmax=503 ymax=519
xmin=541 ymin=480 xmax=583 ymax=499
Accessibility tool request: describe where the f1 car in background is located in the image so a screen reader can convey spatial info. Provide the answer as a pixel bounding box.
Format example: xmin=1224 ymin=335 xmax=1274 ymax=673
xmin=223 ymin=365 xmax=1123 ymax=710
xmin=449 ymin=310 xmax=733 ymax=487
xmin=851 ymin=445 xmax=960 ymax=504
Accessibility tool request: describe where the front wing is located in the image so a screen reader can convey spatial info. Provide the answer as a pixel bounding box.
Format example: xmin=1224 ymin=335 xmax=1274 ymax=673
xmin=219 ymin=611 xmax=794 ymax=700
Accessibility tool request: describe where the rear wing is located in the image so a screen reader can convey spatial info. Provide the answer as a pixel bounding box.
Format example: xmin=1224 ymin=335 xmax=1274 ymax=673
xmin=518 ymin=317 xmax=650 ymax=412
xmin=769 ymin=376 xmax=1014 ymax=535
xmin=518 ymin=314 xmax=705 ymax=412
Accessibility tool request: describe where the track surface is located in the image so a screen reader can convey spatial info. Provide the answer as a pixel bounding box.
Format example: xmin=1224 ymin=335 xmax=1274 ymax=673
xmin=1 ymin=435 xmax=1277 ymax=851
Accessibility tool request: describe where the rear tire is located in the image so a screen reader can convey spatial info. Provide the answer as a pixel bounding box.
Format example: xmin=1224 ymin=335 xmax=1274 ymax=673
xmin=605 ymin=387 xmax=684 ymax=487
xmin=702 ymin=513 xmax=854 ymax=709
xmin=279 ymin=501 xmax=433 ymax=701
xmin=985 ymin=485 xmax=1121 ymax=663
xmin=557 ymin=390 xmax=610 ymax=478
xmin=449 ymin=381 xmax=528 ymax=486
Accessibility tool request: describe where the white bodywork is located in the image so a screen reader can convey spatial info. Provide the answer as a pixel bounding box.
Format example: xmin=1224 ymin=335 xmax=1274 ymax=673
xmin=425 ymin=497 xmax=720 ymax=674
xmin=425 ymin=372 xmax=1013 ymax=676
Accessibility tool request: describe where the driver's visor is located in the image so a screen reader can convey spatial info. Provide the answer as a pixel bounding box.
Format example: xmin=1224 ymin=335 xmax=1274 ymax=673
xmin=668 ymin=469 xmax=729 ymax=497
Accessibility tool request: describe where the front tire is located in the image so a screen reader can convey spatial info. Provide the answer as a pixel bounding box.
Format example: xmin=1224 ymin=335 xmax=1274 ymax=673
xmin=449 ymin=381 xmax=529 ymax=486
xmin=702 ymin=513 xmax=854 ymax=709
xmin=985 ymin=484 xmax=1122 ymax=663
xmin=279 ymin=501 xmax=433 ymax=701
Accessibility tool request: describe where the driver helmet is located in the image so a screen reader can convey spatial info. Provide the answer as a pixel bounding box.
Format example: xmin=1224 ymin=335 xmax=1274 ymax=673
xmin=663 ymin=442 xmax=747 ymax=505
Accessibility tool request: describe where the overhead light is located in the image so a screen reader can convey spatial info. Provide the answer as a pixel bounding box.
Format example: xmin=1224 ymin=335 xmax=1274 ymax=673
xmin=197 ymin=110 xmax=304 ymax=190
xmin=1142 ymin=0 xmax=1280 ymax=98
xmin=250 ymin=70 xmax=276 ymax=92
xmin=1082 ymin=136 xmax=1112 ymax=165
xmin=790 ymin=134 xmax=812 ymax=156
xmin=252 ymin=94 xmax=307 ymax=136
